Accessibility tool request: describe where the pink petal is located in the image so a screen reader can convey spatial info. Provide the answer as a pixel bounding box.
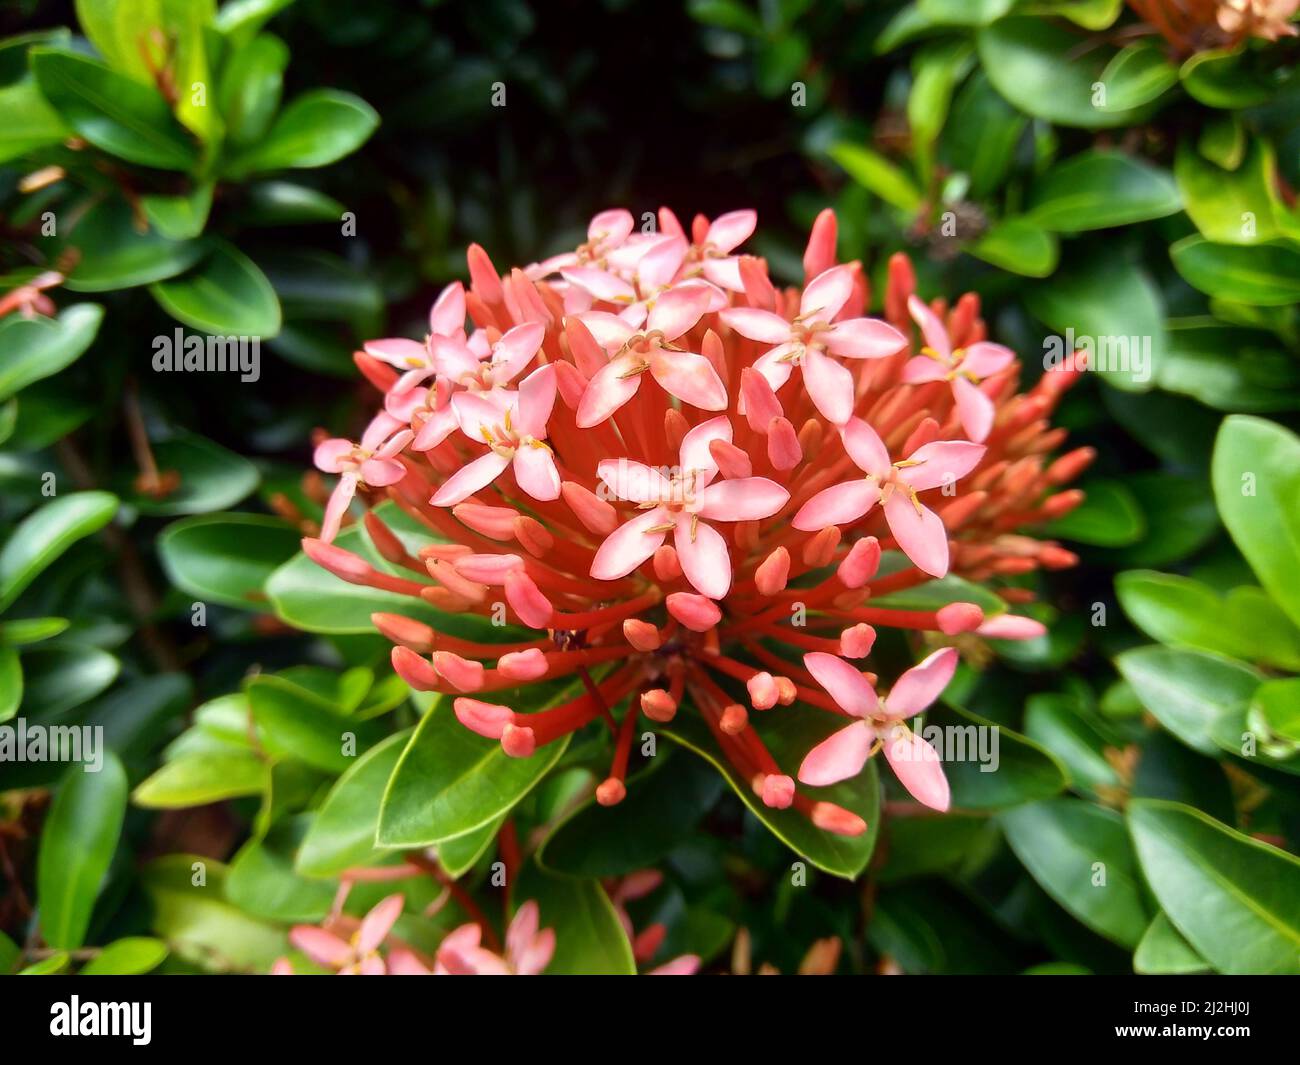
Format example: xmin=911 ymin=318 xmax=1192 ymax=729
xmin=882 ymin=647 xmax=959 ymax=720
xmin=575 ymin=311 xmax=636 ymax=352
xmin=649 ymin=350 xmax=727 ymax=411
xmin=959 ymin=341 xmax=1015 ymax=378
xmin=576 ymin=354 xmax=642 ymax=428
xmin=824 ymin=318 xmax=906 ymax=359
xmin=673 ymin=514 xmax=732 ymax=599
xmin=430 ymin=451 xmax=511 ymax=506
xmin=705 ymin=209 xmax=756 ymax=253
xmin=646 ymin=954 xmax=702 ymax=976
xmin=590 ymin=508 xmax=670 ymax=581
xmin=800 ymin=265 xmax=854 ymax=322
xmin=678 ymin=415 xmax=732 ymax=480
xmin=490 ymin=322 xmax=545 ymax=384
xmin=647 ymin=284 xmax=709 ymax=341
xmin=588 ymin=208 xmax=635 ymax=246
xmin=429 ymin=281 xmax=466 ymax=336
xmin=320 ymin=475 xmax=357 ymax=543
xmin=313 ymin=438 xmax=354 ymax=473
xmin=840 ymin=418 xmax=892 ymax=478
xmin=430 ymin=335 xmax=482 ymax=380
xmin=896 ymin=439 xmax=985 ymax=491
xmin=719 ymin=307 xmax=792 ymax=344
xmin=513 ymin=444 xmax=560 ymax=501
xmin=413 ymin=404 xmax=459 ymax=450
xmin=516 ymin=364 xmax=556 ymax=438
xmin=364 ymin=337 xmax=428 ymax=369
xmin=751 ymin=346 xmax=796 ymax=394
xmin=360 ymin=411 xmax=403 ymax=451
xmin=702 ymin=256 xmax=744 ymax=291
xmin=907 ymin=295 xmax=951 ymax=360
xmin=977 ymin=615 xmax=1048 ymax=640
xmin=386 ymin=947 xmax=432 ymax=975
xmin=452 ymin=391 xmax=509 ymax=441
xmin=802 ymin=348 xmax=856 ymax=424
xmin=900 ymin=356 xmax=948 ymax=384
xmin=882 ymin=724 xmax=950 ymax=811
xmin=505 ymin=900 xmax=540 ymax=962
xmin=883 ymin=493 xmax=949 ymax=578
xmin=797 ymin=720 xmax=876 ymax=787
xmin=953 ymin=375 xmax=995 ymax=443
xmin=637 ymin=236 xmax=688 ymax=290
xmin=514 ymin=928 xmax=555 ymax=976
xmin=359 ymin=457 xmax=406 ymax=486
xmin=289 ymin=926 xmax=353 ymax=969
xmin=802 ymin=652 xmax=878 ymax=718
xmin=695 ymin=477 xmax=789 ymax=521
xmin=791 ymin=478 xmax=879 ymax=531
xmin=356 ymin=894 xmax=405 ymax=954
xmin=561 ymin=267 xmax=636 ymax=303
xmin=597 ymin=458 xmax=672 ymax=503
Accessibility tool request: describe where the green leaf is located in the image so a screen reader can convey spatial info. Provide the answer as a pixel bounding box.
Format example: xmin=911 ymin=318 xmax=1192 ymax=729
xmin=30 ymin=48 xmax=198 ymax=170
xmin=0 ymin=491 xmax=117 ymax=611
xmin=1097 ymin=39 xmax=1178 ymax=112
xmin=158 ymin=512 xmax=298 ymax=608
xmin=59 ymin=200 xmax=207 ymax=292
xmin=1000 ymin=798 xmax=1151 ymax=948
xmin=150 ymin=242 xmax=282 ymax=336
xmin=0 ymin=302 xmax=102 ymax=403
xmin=661 ymin=705 xmax=880 ymax=879
xmin=226 ymin=88 xmax=377 ymax=174
xmin=869 ymin=551 xmax=1007 ymax=616
xmin=227 ymin=819 xmax=336 ymax=922
xmin=141 ymin=182 xmax=214 ymax=240
xmin=1172 ymin=236 xmax=1300 ymax=307
xmin=122 ymin=431 xmax=259 ymax=516
xmin=295 ymin=731 xmax=410 ymax=877
xmin=217 ymin=32 xmax=287 ymax=144
xmin=1024 ymin=694 xmax=1121 ymax=798
xmin=877 ymin=814 xmax=997 ymax=882
xmin=1133 ymin=911 xmax=1209 ymax=974
xmin=1212 ymin=415 xmax=1300 ymax=627
xmin=917 ymin=0 xmax=1014 ymax=24
xmin=164 ymin=0 xmax=220 ymax=143
xmin=907 ymin=40 xmax=972 ymax=170
xmin=0 ymin=647 xmax=21 ymax=723
xmin=967 ymin=217 xmax=1058 ymax=278
xmin=1176 ymin=138 xmax=1281 ymax=245
xmin=80 ymin=937 xmax=168 ymax=975
xmin=74 ymin=0 xmax=164 ymax=81
xmin=1031 ymin=0 xmax=1123 ymax=30
xmin=1117 ymin=646 xmax=1260 ymax=756
xmin=0 ymin=78 xmax=70 ymax=163
xmin=1179 ymin=46 xmax=1279 ymax=109
xmin=19 ymin=646 xmax=120 ymax=718
xmin=247 ymin=673 xmax=386 ymax=773
xmin=1252 ymin=678 xmax=1300 ymax=746
xmin=239 ymin=180 xmax=345 ymax=225
xmin=515 ymin=864 xmax=636 ymax=975
xmin=377 ymin=686 xmax=576 ymax=847
xmin=827 ymin=142 xmax=922 ymax=213
xmin=134 ymin=749 xmax=268 ymax=808
xmin=539 ymin=754 xmax=723 ymax=878
xmin=1129 ymin=800 xmax=1300 ymax=974
xmin=930 ymin=701 xmax=1067 ymax=808
xmin=437 ymin=816 xmax=501 ymax=878
xmin=977 ymin=17 xmax=1152 ymax=129
xmin=1027 ymin=150 xmax=1180 ymax=233
xmin=940 ymin=71 xmax=1026 ymax=200
xmin=36 ymin=753 xmax=128 ymax=949
xmin=1159 ymin=319 xmax=1300 ymax=414
xmin=1044 ymin=479 xmax=1145 ymax=546
xmin=214 ymin=0 xmax=295 ymax=46
xmin=19 ymin=953 xmax=69 ymax=974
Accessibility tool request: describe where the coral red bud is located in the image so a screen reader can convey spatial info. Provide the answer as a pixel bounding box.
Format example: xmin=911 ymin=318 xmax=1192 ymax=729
xmin=498 ymin=648 xmax=549 ymax=680
xmin=1042 ymin=489 xmax=1085 ymax=519
xmin=623 ymin=619 xmax=661 ymax=652
xmin=364 ymin=512 xmax=411 ymax=564
xmin=433 ymin=651 xmax=485 ymax=691
xmin=302 ymin=538 xmax=372 ymax=583
xmin=978 ymin=615 xmax=1048 ymax=640
xmin=453 ymin=553 xmax=524 ymax=585
xmin=392 ymin=646 xmax=441 ymax=691
xmin=513 ymin=516 xmax=553 ymax=557
xmin=1039 ymin=545 xmax=1078 ymax=569
xmin=453 ymin=503 xmax=518 ymax=540
xmin=466 ymin=243 xmax=504 ymax=304
xmin=802 ymin=525 xmax=841 ymax=568
xmin=838 ymin=537 xmax=881 ymax=588
xmin=500 ymin=722 xmax=537 ymax=758
xmin=754 ymin=547 xmax=790 ymax=596
xmin=796 ymin=418 xmax=823 ymax=460
xmin=733 ymin=520 xmax=760 ymax=553
xmin=767 ymin=417 xmax=802 ymax=470
xmin=760 ymin=774 xmax=795 ymax=809
xmin=664 ymin=408 xmax=690 ymax=453
xmin=653 ymin=545 xmax=682 ymax=582
xmin=553 ymin=358 xmax=589 ymax=408
xmin=739 ymin=256 xmax=777 ymax=310
xmin=803 ymin=207 xmax=838 ymax=282
xmin=774 ymin=677 xmax=797 ymax=705
xmin=840 ymin=623 xmax=877 ymax=658
xmin=371 ymin=612 xmax=435 ymax=652
xmin=720 ymin=704 xmax=749 ymax=734
xmin=505 ymin=570 xmax=554 ymax=629
xmin=563 ymin=317 xmax=606 ymax=377
xmin=666 ymin=592 xmax=720 ymax=632
xmin=811 ymin=802 xmax=867 ymax=837
xmin=453 ymin=697 xmax=514 ymax=738
xmin=937 ymin=602 xmax=984 ymax=635
xmin=640 ymin=689 xmax=677 ymax=722
xmin=561 ymin=480 xmax=618 ymax=535
xmin=747 ymin=672 xmax=779 ymax=711
xmin=427 ymin=559 xmax=488 ymax=603
xmin=709 ymin=438 xmax=753 ymax=480
xmin=354 ymin=351 xmax=399 ymax=392
xmin=902 ymin=417 xmax=941 ymax=456
xmin=740 ymin=367 xmax=782 ymax=431
xmin=596 ymin=779 xmax=627 ymax=806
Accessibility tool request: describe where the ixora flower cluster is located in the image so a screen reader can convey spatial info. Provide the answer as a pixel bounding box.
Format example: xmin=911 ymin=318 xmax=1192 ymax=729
xmin=304 ymin=207 xmax=1089 ymax=836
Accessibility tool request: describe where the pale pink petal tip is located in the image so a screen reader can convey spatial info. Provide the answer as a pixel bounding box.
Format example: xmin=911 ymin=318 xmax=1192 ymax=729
xmin=977 ymin=615 xmax=1048 ymax=640
xmin=759 ymin=774 xmax=795 ymax=809
xmin=665 ymin=592 xmax=722 ymax=632
xmin=453 ymin=697 xmax=514 ymax=739
xmin=811 ymin=802 xmax=867 ymax=837
xmin=936 ymin=601 xmax=984 ymax=635
xmin=497 ymin=648 xmax=549 ymax=680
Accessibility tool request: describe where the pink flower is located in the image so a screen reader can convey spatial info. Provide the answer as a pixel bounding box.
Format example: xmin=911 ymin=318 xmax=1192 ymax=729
xmin=430 ymin=364 xmax=559 ymax=505
xmin=288 ymin=893 xmax=405 ymax=975
xmin=575 ymin=284 xmax=727 ymax=427
xmin=720 ymin=265 xmax=905 ymax=424
xmin=313 ymin=413 xmax=414 ymax=542
xmin=435 ymin=901 xmax=555 ymax=975
xmin=902 ymin=296 xmax=1014 ymax=442
xmin=798 ymin=648 xmax=958 ymax=811
xmin=590 ymin=417 xmax=788 ymax=599
xmin=792 ymin=417 xmax=984 ymax=577
xmin=659 ymin=206 xmax=757 ymax=291
xmin=363 ymin=281 xmax=468 ymax=393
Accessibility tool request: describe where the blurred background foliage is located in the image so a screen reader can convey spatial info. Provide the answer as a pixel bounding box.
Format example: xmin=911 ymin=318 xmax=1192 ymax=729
xmin=1 ymin=0 xmax=1299 ymax=976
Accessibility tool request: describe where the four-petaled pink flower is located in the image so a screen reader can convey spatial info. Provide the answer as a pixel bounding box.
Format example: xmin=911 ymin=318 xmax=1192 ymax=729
xmin=434 ymin=900 xmax=555 ymax=975
xmin=314 ymin=412 xmax=414 ymax=542
xmin=431 ymin=365 xmax=559 ymax=505
xmin=792 ymin=417 xmax=983 ymax=578
xmin=798 ymin=648 xmax=958 ymax=811
xmin=363 ymin=281 xmax=468 ymax=393
xmin=720 ymin=265 xmax=906 ymax=425
xmin=288 ymin=893 xmax=405 ymax=975
xmin=575 ymin=284 xmax=727 ymax=427
xmin=663 ymin=207 xmax=758 ymax=292
xmin=590 ymin=417 xmax=788 ymax=599
xmin=902 ymin=296 xmax=1014 ymax=443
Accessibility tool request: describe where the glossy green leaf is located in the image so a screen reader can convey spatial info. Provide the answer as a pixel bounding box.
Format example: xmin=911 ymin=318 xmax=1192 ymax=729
xmin=1159 ymin=320 xmax=1300 ymax=414
xmin=218 ymin=32 xmax=287 ymax=144
xmin=36 ymin=753 xmax=128 ymax=949
xmin=1172 ymin=237 xmax=1300 ymax=307
xmin=59 ymin=200 xmax=207 ymax=292
xmin=1133 ymin=911 xmax=1209 ymax=974
xmin=134 ymin=749 xmax=268 ymax=808
xmin=0 ymin=647 xmax=22 ymax=723
xmin=226 ymin=88 xmax=378 ymax=174
xmin=239 ymin=180 xmax=346 ymax=225
xmin=516 ymin=863 xmax=636 ymax=975
xmin=929 ymin=701 xmax=1067 ymax=808
xmin=1027 ymin=150 xmax=1180 ymax=232
xmin=158 ymin=512 xmax=298 ymax=609
xmin=1000 ymin=798 xmax=1150 ymax=948
xmin=1251 ymin=678 xmax=1300 ymax=746
xmin=124 ymin=432 xmax=259 ymax=516
xmin=1129 ymin=800 xmax=1300 ymax=974
xmin=827 ymin=142 xmax=922 ymax=213
xmin=967 ymin=217 xmax=1058 ymax=278
xmin=248 ymin=673 xmax=386 ymax=773
xmin=0 ymin=303 xmax=103 ymax=402
xmin=1175 ymin=139 xmax=1280 ymax=245
xmin=19 ymin=953 xmax=69 ymax=974
xmin=1045 ymin=479 xmax=1145 ymax=546
xmin=0 ymin=491 xmax=117 ymax=611
xmin=1024 ymin=695 xmax=1121 ymax=798
xmin=150 ymin=242 xmax=282 ymax=337
xmin=1180 ymin=46 xmax=1278 ymax=109
xmin=1097 ymin=39 xmax=1178 ymax=112
xmin=80 ymin=937 xmax=169 ymax=975
xmin=227 ymin=819 xmax=336 ymax=922
xmin=0 ymin=78 xmax=70 ymax=162
xmin=141 ymin=182 xmax=214 ymax=240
